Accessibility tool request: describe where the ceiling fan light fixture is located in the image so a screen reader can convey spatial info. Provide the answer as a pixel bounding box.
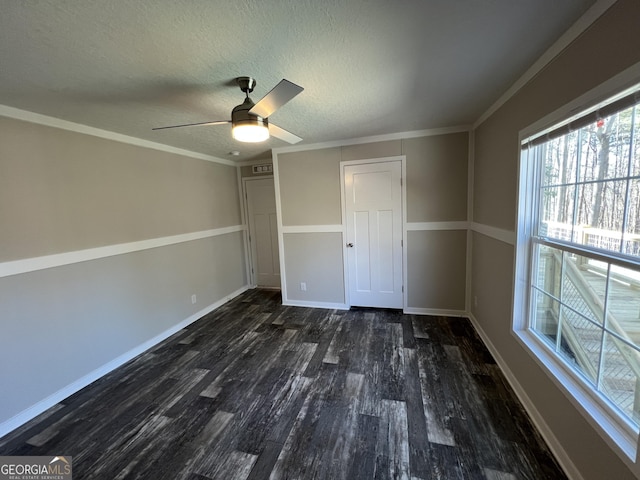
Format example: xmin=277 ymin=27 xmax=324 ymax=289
xmin=232 ymin=121 xmax=269 ymax=143
xmin=231 ymin=96 xmax=270 ymax=143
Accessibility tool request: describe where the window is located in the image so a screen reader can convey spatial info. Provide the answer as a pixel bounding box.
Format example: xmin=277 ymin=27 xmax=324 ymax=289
xmin=515 ymin=81 xmax=640 ymax=459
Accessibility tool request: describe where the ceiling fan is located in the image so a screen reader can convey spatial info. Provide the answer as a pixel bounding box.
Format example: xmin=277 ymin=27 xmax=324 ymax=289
xmin=152 ymin=76 xmax=304 ymax=144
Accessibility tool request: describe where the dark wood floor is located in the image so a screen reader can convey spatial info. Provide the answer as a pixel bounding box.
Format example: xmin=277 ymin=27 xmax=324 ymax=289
xmin=0 ymin=289 xmax=566 ymax=479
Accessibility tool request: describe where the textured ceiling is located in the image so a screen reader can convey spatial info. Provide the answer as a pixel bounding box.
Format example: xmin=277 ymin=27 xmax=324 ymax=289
xmin=0 ymin=0 xmax=597 ymax=162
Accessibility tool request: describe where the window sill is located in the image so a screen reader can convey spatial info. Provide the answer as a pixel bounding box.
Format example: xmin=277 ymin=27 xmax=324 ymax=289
xmin=514 ymin=327 xmax=639 ymax=463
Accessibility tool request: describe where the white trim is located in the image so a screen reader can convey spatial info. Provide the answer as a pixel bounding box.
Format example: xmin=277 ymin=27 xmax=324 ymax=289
xmin=473 ymin=0 xmax=618 ymax=129
xmin=0 ymin=225 xmax=245 ymax=278
xmin=238 ymin=168 xmax=254 ymax=288
xmin=0 ymin=104 xmax=236 ymax=166
xmin=403 ymin=307 xmax=467 ymax=317
xmin=282 ymin=299 xmax=349 ymax=310
xmin=272 ymin=125 xmax=471 ymax=156
xmin=468 ymin=313 xmax=585 ymax=480
xmin=406 ymin=221 xmax=469 ymax=231
xmin=272 ymin=151 xmax=289 ymax=303
xmin=466 ymin=129 xmax=476 ymax=313
xmin=470 ymin=222 xmax=516 ymax=245
xmin=402 ymin=159 xmax=409 ymax=315
xmin=281 ymin=225 xmax=344 ymax=234
xmin=340 ymin=161 xmax=351 ymax=308
xmin=0 ymin=285 xmax=249 ymax=439
xmin=242 ymin=175 xmax=278 ymax=288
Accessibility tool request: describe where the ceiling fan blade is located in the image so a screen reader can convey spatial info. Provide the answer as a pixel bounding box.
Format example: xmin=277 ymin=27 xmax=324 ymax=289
xmin=249 ymin=79 xmax=303 ymax=118
xmin=269 ymin=123 xmax=302 ymax=144
xmin=152 ymin=120 xmax=230 ymax=131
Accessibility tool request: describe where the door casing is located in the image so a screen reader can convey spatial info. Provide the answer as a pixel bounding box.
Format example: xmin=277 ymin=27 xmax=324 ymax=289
xmin=242 ymin=176 xmax=281 ymax=288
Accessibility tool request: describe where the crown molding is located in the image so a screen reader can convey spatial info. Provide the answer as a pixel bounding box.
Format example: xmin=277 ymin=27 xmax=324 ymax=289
xmin=473 ymin=0 xmax=618 ymax=130
xmin=272 ymin=125 xmax=471 ymax=156
xmin=0 ymin=104 xmax=236 ymax=166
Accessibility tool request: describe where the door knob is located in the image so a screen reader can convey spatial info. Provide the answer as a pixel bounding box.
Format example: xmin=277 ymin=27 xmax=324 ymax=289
xmin=346 ymin=243 xmax=354 ymax=247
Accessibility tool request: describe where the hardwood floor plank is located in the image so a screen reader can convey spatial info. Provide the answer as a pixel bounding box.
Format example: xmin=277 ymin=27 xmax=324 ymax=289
xmin=235 ymin=373 xmax=312 ymax=455
xmin=0 ymin=403 xmax=66 ymax=450
xmin=380 ymin=323 xmax=406 ymax=402
xmin=417 ymin=343 xmax=456 ymax=446
xmin=484 ymin=467 xmax=519 ymax=480
xmin=411 ymin=316 xmax=430 ymax=340
xmin=403 ymin=347 xmax=431 ymax=478
xmin=400 ymin=315 xmax=417 ymax=348
xmin=322 ymin=324 xmax=342 ymax=364
xmin=377 ymin=399 xmax=411 ymax=479
xmin=198 ymin=450 xmax=257 ymax=480
xmin=346 ymin=414 xmax=379 ymax=480
xmin=358 ymin=360 xmax=384 ymax=417
xmin=244 ymin=440 xmax=283 ymax=480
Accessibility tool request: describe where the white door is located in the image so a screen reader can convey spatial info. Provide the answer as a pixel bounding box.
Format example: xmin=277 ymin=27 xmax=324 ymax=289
xmin=344 ymin=161 xmax=403 ymax=308
xmin=245 ymin=177 xmax=281 ymax=288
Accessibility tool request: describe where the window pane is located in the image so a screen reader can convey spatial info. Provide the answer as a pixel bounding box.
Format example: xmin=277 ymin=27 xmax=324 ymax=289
xmin=532 ymin=289 xmax=560 ymax=346
xmin=574 ymin=180 xmax=627 ymax=253
xmin=542 ymin=133 xmax=578 ymax=186
xmin=558 ymin=308 xmax=602 ymax=384
xmin=600 ymin=334 xmax=640 ymax=426
xmin=533 ymin=245 xmax=562 ymax=297
xmin=631 ymin=105 xmax=640 ymax=178
xmin=623 ymin=177 xmax=640 ymax=258
xmin=605 ymin=264 xmax=640 ymax=349
xmin=539 ymin=185 xmax=575 ymax=240
xmin=579 ymin=111 xmax=634 ymax=183
xmin=578 ymin=123 xmax=600 ymax=183
xmin=561 ymin=252 xmax=605 ymax=324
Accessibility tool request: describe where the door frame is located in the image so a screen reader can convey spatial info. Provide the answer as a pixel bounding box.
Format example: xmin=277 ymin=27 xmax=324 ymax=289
xmin=340 ymin=156 xmax=407 ymax=309
xmin=242 ymin=175 xmax=276 ymax=288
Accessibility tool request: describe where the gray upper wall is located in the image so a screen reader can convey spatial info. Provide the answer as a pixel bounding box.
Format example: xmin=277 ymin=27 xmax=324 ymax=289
xmin=404 ymin=134 xmax=468 ymax=222
xmin=278 ymin=134 xmax=469 ymax=227
xmin=0 ymin=116 xmax=241 ymax=262
xmin=278 ymin=147 xmax=343 ymax=226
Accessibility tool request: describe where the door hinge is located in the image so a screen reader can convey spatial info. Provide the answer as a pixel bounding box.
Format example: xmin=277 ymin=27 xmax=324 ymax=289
xmin=402 ymin=285 xmax=404 ymax=293
xmin=401 ymin=239 xmax=403 ymax=247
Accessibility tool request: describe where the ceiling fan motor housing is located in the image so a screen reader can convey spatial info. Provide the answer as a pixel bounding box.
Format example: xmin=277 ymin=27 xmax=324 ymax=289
xmin=232 ymin=97 xmax=268 ymax=128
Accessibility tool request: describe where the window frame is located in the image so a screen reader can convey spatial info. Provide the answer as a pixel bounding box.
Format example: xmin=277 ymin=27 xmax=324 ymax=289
xmin=513 ymin=68 xmax=640 ymax=463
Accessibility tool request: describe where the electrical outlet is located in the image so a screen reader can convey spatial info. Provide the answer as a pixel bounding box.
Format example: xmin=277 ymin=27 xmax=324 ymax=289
xmin=300 ymin=282 xmax=307 ymax=291
xmin=191 ymin=294 xmax=197 ymax=304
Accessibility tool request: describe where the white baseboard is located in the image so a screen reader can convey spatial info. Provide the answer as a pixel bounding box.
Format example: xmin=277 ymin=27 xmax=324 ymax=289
xmin=467 ymin=313 xmax=584 ymax=480
xmin=282 ymin=299 xmax=349 ymax=310
xmin=0 ymin=285 xmax=249 ymax=439
xmin=403 ymin=307 xmax=467 ymax=317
